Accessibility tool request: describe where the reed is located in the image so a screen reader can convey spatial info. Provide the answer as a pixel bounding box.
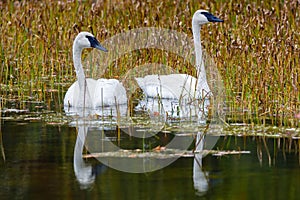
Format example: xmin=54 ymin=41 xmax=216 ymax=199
xmin=0 ymin=0 xmax=299 ymax=127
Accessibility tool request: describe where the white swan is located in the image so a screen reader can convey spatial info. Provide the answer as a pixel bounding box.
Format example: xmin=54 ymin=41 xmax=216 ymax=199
xmin=135 ymin=10 xmax=223 ymax=100
xmin=64 ymin=32 xmax=127 ymax=108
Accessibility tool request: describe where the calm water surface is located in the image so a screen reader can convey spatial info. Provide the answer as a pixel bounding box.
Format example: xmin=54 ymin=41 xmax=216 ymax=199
xmin=1 ymin=121 xmax=299 ymax=200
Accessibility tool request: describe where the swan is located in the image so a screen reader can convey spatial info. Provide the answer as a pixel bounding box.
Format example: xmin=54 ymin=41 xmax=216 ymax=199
xmin=135 ymin=10 xmax=223 ymax=100
xmin=64 ymin=32 xmax=127 ymax=108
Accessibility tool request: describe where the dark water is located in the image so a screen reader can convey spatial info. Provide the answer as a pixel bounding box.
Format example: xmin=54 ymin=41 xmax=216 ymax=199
xmin=0 ymin=121 xmax=300 ymax=200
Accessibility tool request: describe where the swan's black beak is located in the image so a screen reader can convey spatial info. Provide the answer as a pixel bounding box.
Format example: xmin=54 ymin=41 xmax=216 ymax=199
xmin=86 ymin=36 xmax=108 ymax=52
xmin=202 ymin=12 xmax=224 ymax=23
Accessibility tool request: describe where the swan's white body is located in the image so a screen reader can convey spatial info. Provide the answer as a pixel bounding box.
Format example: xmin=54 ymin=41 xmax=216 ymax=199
xmin=64 ymin=32 xmax=127 ymax=108
xmin=135 ymin=74 xmax=209 ymax=100
xmin=135 ymin=10 xmax=223 ymax=100
xmin=65 ymin=78 xmax=127 ymax=108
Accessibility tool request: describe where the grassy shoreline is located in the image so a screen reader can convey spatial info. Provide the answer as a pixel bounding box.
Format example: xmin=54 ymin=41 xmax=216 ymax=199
xmin=0 ymin=0 xmax=299 ymax=126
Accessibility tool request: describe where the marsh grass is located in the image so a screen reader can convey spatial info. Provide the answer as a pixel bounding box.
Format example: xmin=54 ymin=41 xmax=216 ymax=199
xmin=0 ymin=0 xmax=299 ymax=127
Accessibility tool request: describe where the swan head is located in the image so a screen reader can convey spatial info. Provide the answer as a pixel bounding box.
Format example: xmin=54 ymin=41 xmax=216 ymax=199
xmin=193 ymin=10 xmax=223 ymax=25
xmin=74 ymin=31 xmax=108 ymax=52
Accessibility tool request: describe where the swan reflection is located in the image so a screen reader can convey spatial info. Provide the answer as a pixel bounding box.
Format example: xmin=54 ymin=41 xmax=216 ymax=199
xmin=136 ymin=97 xmax=210 ymax=123
xmin=70 ymin=104 xmax=127 ymax=189
xmin=64 ymin=103 xmax=128 ymax=118
xmin=67 ymin=95 xmax=220 ymax=191
xmin=73 ymin=125 xmax=92 ymax=186
xmin=193 ymin=132 xmax=209 ymax=196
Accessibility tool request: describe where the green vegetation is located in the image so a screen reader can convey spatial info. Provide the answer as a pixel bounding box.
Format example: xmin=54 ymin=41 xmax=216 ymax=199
xmin=0 ymin=0 xmax=299 ymax=127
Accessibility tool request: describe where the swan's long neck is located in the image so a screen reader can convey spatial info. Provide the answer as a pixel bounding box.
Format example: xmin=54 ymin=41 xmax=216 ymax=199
xmin=73 ymin=44 xmax=86 ymax=90
xmin=192 ymin=21 xmax=206 ymax=83
xmin=73 ymin=42 xmax=92 ymax=108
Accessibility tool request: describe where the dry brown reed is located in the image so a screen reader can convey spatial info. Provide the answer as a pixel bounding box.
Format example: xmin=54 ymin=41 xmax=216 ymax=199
xmin=0 ymin=0 xmax=299 ymax=127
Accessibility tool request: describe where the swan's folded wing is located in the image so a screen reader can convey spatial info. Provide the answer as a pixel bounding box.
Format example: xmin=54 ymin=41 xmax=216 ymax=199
xmin=93 ymin=79 xmax=127 ymax=107
xmin=135 ymin=74 xmax=200 ymax=99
